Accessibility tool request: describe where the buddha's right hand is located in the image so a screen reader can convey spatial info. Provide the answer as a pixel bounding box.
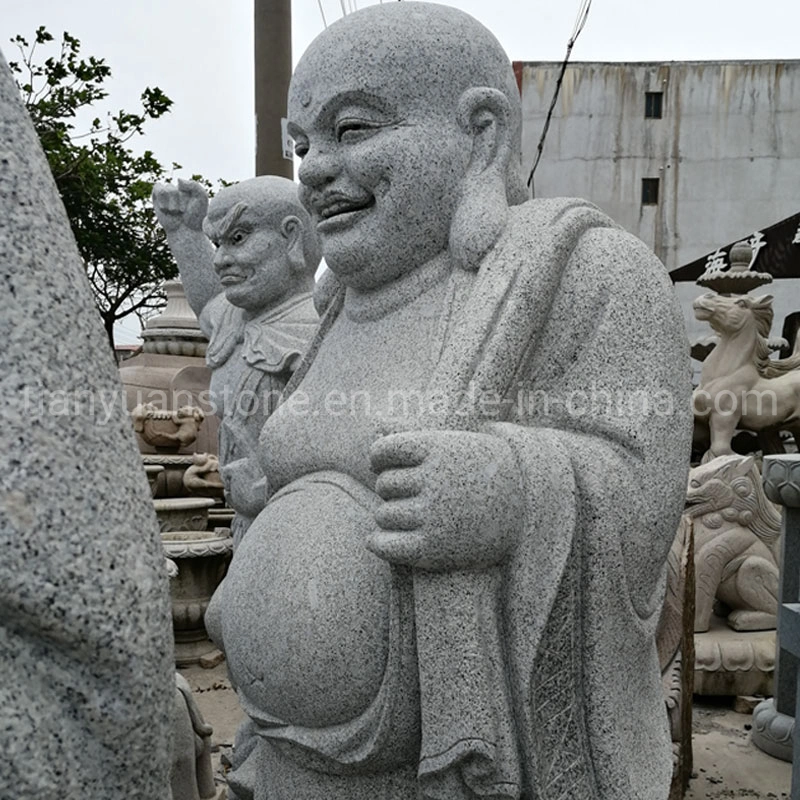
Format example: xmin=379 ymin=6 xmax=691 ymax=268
xmin=368 ymin=429 xmax=524 ymax=571
xmin=152 ymin=178 xmax=208 ymax=234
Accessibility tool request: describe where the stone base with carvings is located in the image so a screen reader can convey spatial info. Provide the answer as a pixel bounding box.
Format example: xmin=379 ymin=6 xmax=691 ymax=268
xmin=694 ymin=615 xmax=775 ymax=696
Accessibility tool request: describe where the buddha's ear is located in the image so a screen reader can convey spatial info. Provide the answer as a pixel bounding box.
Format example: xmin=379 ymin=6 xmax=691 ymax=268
xmin=281 ymin=215 xmax=305 ymax=271
xmin=450 ymin=88 xmax=511 ymax=271
xmin=456 ymin=87 xmax=512 ymax=177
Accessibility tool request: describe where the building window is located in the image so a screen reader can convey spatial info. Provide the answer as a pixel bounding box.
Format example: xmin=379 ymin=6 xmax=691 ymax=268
xmin=642 ymin=178 xmax=659 ymax=205
xmin=645 ymin=91 xmax=663 ymax=119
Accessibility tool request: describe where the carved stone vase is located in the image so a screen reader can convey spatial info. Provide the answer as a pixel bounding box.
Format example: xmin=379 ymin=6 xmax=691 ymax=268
xmin=154 ymin=497 xmax=216 ymax=534
xmin=119 ymin=280 xmax=218 ymax=456
xmin=132 ymin=403 xmax=205 ymax=453
xmin=153 ymin=497 xmax=232 ymax=665
xmin=163 ymin=528 xmax=233 ymax=667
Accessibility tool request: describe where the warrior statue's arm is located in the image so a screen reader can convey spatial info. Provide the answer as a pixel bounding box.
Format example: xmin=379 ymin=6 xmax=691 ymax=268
xmin=152 ymin=178 xmax=221 ymax=317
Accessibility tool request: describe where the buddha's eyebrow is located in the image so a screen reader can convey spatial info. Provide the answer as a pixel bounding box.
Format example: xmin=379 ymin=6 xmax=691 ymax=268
xmin=318 ymin=90 xmax=397 ymax=121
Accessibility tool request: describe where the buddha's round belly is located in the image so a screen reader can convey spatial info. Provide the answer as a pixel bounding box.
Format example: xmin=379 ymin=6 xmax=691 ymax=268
xmin=221 ymin=471 xmax=390 ymax=728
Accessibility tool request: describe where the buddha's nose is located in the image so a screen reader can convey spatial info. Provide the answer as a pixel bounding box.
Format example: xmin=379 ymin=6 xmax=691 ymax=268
xmin=298 ymin=148 xmax=338 ymax=188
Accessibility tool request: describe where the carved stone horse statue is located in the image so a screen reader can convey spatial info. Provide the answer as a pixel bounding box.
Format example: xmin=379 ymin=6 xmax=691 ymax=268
xmin=693 ymin=293 xmax=800 ymax=458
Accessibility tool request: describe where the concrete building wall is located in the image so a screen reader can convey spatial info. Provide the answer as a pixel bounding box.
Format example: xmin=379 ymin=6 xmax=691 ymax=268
xmin=518 ymin=61 xmax=800 ymax=272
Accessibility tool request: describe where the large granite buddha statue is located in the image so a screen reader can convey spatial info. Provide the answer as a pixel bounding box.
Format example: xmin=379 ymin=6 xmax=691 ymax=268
xmin=215 ymin=4 xmax=693 ymax=799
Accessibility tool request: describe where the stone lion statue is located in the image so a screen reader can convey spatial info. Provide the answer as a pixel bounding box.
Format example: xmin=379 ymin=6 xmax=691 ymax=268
xmin=684 ymin=454 xmax=782 ymax=632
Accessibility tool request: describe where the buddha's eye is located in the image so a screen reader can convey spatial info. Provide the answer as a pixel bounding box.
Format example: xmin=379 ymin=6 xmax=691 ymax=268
xmin=230 ymin=230 xmax=247 ymax=245
xmin=294 ymin=141 xmax=309 ymax=158
xmin=336 ymin=118 xmax=376 ymax=142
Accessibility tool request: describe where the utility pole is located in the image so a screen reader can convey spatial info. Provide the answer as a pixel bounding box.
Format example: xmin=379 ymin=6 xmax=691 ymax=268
xmin=254 ymin=0 xmax=293 ymax=178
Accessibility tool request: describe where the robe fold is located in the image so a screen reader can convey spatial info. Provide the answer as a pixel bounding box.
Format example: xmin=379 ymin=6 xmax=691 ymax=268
xmin=409 ymin=199 xmax=691 ymax=800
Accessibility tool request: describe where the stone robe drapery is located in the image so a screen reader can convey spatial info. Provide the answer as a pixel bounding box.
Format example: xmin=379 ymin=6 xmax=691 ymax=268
xmin=201 ymin=291 xmax=318 ymax=467
xmin=0 ymin=52 xmax=174 ymax=798
xmin=408 ymin=199 xmax=692 ymax=800
xmin=234 ymin=198 xmax=691 ymax=800
xmin=200 ymin=292 xmax=318 ymax=542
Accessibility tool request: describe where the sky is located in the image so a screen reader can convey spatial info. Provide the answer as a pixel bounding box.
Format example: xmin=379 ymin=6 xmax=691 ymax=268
xmin=2 ymin=0 xmax=799 ymax=343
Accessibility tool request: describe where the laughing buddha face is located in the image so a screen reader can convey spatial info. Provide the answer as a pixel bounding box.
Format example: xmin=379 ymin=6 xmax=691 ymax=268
xmin=287 ymin=3 xmax=524 ymax=291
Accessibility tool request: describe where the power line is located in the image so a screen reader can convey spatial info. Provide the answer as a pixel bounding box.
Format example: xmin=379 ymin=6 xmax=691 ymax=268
xmin=317 ymin=0 xmax=328 ymax=27
xmin=526 ymin=0 xmax=592 ymax=196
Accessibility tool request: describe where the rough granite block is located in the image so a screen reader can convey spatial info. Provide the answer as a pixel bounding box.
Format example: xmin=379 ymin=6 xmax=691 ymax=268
xmin=0 ymin=50 xmax=173 ymax=799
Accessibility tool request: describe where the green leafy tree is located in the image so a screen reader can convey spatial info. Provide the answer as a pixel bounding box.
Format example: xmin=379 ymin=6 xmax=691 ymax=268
xmin=8 ymin=27 xmax=208 ymax=348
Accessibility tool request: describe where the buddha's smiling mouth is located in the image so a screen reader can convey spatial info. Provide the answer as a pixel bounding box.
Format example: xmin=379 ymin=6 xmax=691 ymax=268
xmin=317 ymin=195 xmax=375 ymax=228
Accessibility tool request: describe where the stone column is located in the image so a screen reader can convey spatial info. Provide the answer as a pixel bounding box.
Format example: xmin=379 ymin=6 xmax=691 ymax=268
xmin=753 ymin=454 xmax=800 ymax=768
xmin=254 ymin=0 xmax=293 ymax=178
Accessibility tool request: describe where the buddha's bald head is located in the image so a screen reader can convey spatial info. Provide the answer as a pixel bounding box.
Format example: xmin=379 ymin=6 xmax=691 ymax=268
xmin=290 ymin=2 xmax=525 ymax=203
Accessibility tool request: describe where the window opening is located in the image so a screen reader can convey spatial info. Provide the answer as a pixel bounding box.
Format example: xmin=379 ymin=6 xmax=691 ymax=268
xmin=645 ymin=92 xmax=663 ymax=119
xmin=642 ymin=178 xmax=660 ymax=205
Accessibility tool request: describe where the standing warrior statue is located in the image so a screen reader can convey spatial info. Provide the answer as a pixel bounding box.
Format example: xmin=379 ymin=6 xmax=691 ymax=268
xmin=153 ymin=177 xmax=320 ymax=542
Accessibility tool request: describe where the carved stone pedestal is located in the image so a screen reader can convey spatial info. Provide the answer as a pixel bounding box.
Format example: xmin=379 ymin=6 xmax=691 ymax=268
xmin=145 ymin=454 xmax=202 ymax=499
xmin=694 ymin=616 xmax=775 ymax=696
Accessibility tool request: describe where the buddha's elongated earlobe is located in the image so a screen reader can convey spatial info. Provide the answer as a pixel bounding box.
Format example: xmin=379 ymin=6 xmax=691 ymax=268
xmin=449 ymin=88 xmax=513 ymax=271
xmin=456 ymin=87 xmax=512 ymax=177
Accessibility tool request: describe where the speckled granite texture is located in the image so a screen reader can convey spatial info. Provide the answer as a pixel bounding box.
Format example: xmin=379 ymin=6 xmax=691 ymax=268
xmin=0 ymin=51 xmax=173 ymax=799
xmin=217 ymin=4 xmax=693 ymax=799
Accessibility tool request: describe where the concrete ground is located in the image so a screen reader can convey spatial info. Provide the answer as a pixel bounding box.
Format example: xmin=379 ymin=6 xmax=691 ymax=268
xmin=182 ymin=662 xmax=794 ymax=799
xmin=687 ymin=697 xmax=791 ymax=799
